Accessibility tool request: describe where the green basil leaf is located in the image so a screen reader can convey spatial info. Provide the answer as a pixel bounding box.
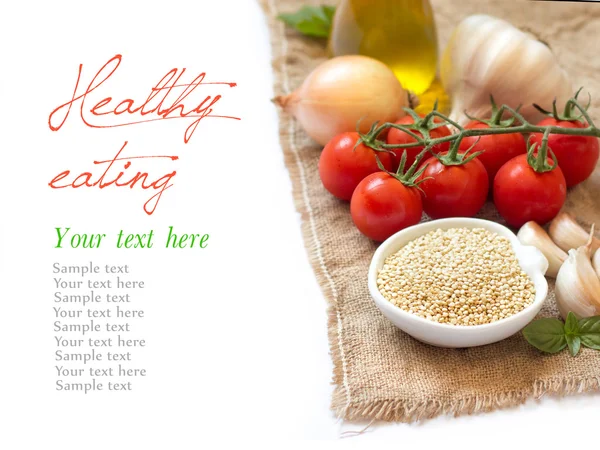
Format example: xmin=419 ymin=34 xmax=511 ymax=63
xmin=564 ymin=311 xmax=580 ymax=335
xmin=578 ymin=315 xmax=600 ymax=350
xmin=566 ymin=334 xmax=581 ymax=356
xmin=523 ymin=318 xmax=567 ymax=353
xmin=277 ymin=5 xmax=336 ymax=38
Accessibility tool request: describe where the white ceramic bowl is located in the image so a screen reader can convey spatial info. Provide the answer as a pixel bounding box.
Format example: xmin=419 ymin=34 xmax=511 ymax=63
xmin=368 ymin=218 xmax=549 ymax=348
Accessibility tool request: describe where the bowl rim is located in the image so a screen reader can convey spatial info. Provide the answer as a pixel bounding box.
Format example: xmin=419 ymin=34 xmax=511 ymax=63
xmin=368 ymin=217 xmax=549 ymax=332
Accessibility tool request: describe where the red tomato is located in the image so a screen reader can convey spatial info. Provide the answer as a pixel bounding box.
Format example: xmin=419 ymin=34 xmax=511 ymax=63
xmin=386 ymin=115 xmax=452 ymax=169
xmin=318 ymin=132 xmax=394 ymax=201
xmin=530 ymin=118 xmax=599 ymax=187
xmin=350 ymin=173 xmax=423 ymax=242
xmin=493 ymin=154 xmax=567 ymax=227
xmin=458 ymin=122 xmax=527 ymax=186
xmin=417 ymin=154 xmax=489 ymax=219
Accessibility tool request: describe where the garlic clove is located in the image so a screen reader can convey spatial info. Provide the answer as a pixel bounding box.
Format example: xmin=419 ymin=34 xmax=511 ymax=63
xmin=517 ymin=221 xmax=567 ymax=278
xmin=554 ymin=226 xmax=600 ymax=320
xmin=548 ymin=212 xmax=600 ymax=253
xmin=593 ymin=249 xmax=600 ymax=279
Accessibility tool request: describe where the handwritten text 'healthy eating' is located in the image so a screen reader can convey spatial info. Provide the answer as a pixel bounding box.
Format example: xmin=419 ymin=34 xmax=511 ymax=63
xmin=48 ymin=54 xmax=239 ymax=215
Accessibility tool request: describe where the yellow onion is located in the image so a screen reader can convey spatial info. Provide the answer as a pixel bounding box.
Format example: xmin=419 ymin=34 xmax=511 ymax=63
xmin=274 ymin=55 xmax=408 ymax=146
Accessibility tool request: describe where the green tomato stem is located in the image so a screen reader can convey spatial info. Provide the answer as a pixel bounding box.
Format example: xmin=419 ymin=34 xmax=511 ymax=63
xmin=359 ymin=92 xmax=599 ymax=172
xmin=380 ymin=123 xmax=600 ymax=151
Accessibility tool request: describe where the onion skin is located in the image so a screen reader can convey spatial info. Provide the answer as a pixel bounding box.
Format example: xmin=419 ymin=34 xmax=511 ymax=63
xmin=274 ymin=55 xmax=408 ymax=146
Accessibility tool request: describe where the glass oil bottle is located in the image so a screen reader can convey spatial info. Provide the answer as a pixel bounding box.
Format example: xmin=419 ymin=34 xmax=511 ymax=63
xmin=328 ymin=0 xmax=439 ymax=96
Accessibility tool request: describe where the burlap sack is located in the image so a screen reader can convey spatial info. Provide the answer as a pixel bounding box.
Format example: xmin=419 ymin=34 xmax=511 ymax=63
xmin=261 ymin=0 xmax=600 ymax=422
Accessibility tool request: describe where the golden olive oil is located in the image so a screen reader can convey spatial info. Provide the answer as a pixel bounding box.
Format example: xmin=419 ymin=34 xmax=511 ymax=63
xmin=415 ymin=78 xmax=450 ymax=115
xmin=328 ymin=0 xmax=438 ymax=95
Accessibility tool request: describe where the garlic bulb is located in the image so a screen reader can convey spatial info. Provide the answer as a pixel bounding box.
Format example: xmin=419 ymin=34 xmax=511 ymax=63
xmin=440 ymin=15 xmax=572 ymax=126
xmin=548 ymin=212 xmax=600 ymax=253
xmin=517 ymin=221 xmax=567 ymax=278
xmin=555 ymin=227 xmax=600 ymax=320
xmin=274 ymin=55 xmax=408 ymax=146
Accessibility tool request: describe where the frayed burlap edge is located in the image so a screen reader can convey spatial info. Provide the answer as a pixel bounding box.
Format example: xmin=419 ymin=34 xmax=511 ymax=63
xmin=336 ymin=377 xmax=600 ymax=422
xmin=260 ymin=0 xmax=600 ymax=423
xmin=260 ymin=0 xmax=353 ymax=417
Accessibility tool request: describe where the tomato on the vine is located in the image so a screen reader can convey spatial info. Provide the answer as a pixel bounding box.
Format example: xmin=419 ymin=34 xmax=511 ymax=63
xmin=350 ymin=151 xmax=426 ymax=241
xmin=459 ymin=122 xmax=527 ymax=186
xmin=493 ymin=143 xmax=567 ymax=227
xmin=530 ymin=118 xmax=599 ymax=187
xmin=417 ymin=150 xmax=489 ymax=219
xmin=386 ymin=113 xmax=451 ymax=169
xmin=318 ymin=131 xmax=394 ymax=201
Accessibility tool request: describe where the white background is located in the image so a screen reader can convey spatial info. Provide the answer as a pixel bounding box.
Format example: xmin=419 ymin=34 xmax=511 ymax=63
xmin=0 ymin=0 xmax=598 ymax=447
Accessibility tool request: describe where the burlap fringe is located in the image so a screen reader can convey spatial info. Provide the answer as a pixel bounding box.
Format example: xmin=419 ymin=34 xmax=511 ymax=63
xmin=281 ymin=130 xmax=352 ymax=414
xmin=260 ymin=0 xmax=354 ymax=417
xmin=331 ymin=377 xmax=600 ymax=422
